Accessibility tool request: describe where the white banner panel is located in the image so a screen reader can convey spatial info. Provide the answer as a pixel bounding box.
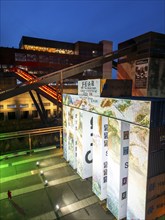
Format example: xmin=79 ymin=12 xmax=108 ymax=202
xmin=107 ymin=119 xmax=130 ymax=219
xmin=63 ymin=105 xmax=69 ymax=161
xmin=127 ymin=124 xmax=149 ymax=219
xmin=76 ymin=110 xmax=83 ymax=177
xmin=119 ymin=122 xmax=130 ymax=219
xmin=77 ymin=110 xmax=93 ymax=179
xmin=92 ymin=115 xmax=108 ymax=200
xmin=68 ymin=107 xmax=78 ymax=169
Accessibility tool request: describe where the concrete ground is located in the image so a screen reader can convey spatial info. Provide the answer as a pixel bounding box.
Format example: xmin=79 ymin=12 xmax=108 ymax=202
xmin=0 ymin=147 xmax=115 ymax=220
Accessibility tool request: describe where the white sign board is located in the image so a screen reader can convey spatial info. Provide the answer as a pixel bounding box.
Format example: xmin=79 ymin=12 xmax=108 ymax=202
xmin=78 ymin=79 xmax=101 ymax=97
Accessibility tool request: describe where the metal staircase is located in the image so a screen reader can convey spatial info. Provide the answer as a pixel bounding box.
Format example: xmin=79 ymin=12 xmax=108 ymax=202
xmin=9 ymin=67 xmax=62 ymax=105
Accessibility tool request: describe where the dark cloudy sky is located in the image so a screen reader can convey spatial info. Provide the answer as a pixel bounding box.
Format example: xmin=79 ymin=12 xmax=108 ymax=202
xmin=0 ymin=0 xmax=165 ymax=50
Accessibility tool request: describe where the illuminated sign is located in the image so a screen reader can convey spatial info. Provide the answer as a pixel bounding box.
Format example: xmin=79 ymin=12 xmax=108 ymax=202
xmin=127 ymin=124 xmax=149 ymax=219
xmin=63 ymin=95 xmax=151 ymax=128
xmin=76 ymin=110 xmax=93 ymax=179
xmin=68 ymin=107 xmax=78 ymax=169
xmin=92 ymin=115 xmax=108 ymax=200
xmin=63 ymin=105 xmax=69 ymax=161
xmin=135 ymin=59 xmax=149 ymax=89
xmin=63 ymin=91 xmax=165 ymax=219
xmin=78 ymin=79 xmax=101 ymax=96
xmin=107 ymin=119 xmax=130 ymax=219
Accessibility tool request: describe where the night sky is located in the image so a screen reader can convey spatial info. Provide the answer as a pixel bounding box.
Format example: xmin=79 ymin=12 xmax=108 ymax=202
xmin=0 ymin=0 xmax=165 ymax=50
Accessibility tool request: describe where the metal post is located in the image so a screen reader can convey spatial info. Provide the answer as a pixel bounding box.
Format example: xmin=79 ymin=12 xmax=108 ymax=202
xmin=60 ymin=129 xmax=62 ymax=149
xmin=29 ymin=134 xmax=32 ymax=155
xmin=60 ymin=71 xmax=63 ymax=93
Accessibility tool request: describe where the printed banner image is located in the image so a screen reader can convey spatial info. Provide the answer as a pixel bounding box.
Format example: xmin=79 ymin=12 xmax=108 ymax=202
xmin=92 ymin=115 xmax=102 ymax=198
xmin=68 ymin=131 xmax=74 ymax=166
xmin=127 ymin=124 xmax=149 ymax=219
xmin=77 ymin=110 xmax=83 ymax=177
xmin=63 ymin=105 xmax=69 ymax=161
xmin=76 ymin=110 xmax=93 ymax=179
xmin=107 ymin=119 xmax=130 ymax=219
xmin=107 ymin=118 xmax=121 ymax=219
xmin=67 ymin=107 xmax=78 ymax=169
xmin=117 ymin=58 xmax=149 ymax=96
xmin=92 ymin=115 xmax=108 ymax=200
xmin=135 ymin=59 xmax=149 ymax=89
xmin=63 ymin=94 xmax=151 ymax=128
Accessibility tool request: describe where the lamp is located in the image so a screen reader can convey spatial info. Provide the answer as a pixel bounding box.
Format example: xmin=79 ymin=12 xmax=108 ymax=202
xmin=56 ymin=204 xmax=59 ymax=210
xmin=44 ymin=180 xmax=48 ymax=186
xmin=40 ymin=170 xmax=44 ymax=175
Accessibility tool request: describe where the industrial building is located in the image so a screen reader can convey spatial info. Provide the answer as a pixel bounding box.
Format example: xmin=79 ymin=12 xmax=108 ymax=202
xmin=0 ymin=36 xmax=113 ymax=125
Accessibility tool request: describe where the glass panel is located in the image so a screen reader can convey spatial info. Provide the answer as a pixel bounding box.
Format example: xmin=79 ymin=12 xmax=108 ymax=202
xmin=20 ymin=104 xmax=29 ymax=108
xmin=7 ymin=104 xmax=17 ymax=109
xmin=15 ymin=53 xmax=26 ymax=61
xmin=27 ymin=54 xmax=37 ymax=62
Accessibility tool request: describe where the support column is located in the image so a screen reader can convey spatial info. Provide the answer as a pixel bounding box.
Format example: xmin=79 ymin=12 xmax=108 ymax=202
xmin=101 ymin=40 xmax=113 ymax=79
xmin=29 ymin=134 xmax=32 ymax=154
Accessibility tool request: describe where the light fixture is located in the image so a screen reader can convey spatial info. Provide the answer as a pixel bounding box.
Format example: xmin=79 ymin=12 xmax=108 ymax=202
xmin=40 ymin=170 xmax=44 ymax=175
xmin=44 ymin=180 xmax=48 ymax=186
xmin=56 ymin=204 xmax=59 ymax=210
xmin=36 ymin=161 xmax=40 ymax=166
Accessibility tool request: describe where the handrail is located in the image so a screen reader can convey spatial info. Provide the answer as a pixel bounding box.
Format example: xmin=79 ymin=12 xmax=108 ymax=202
xmin=0 ymin=126 xmax=63 ymax=141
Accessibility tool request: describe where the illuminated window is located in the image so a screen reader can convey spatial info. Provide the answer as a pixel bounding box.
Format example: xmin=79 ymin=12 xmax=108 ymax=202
xmin=27 ymin=54 xmax=37 ymax=62
xmin=23 ymin=44 xmax=74 ymax=55
xmin=43 ymin=103 xmax=50 ymax=106
xmin=2 ymin=65 xmax=7 ymax=68
xmin=46 ymin=109 xmax=51 ymax=117
xmin=92 ymin=50 xmax=98 ymax=57
xmin=0 ymin=105 xmax=4 ymax=109
xmin=15 ymin=53 xmax=26 ymax=61
xmin=8 ymin=112 xmax=16 ymax=119
xmin=32 ymin=110 xmax=38 ymax=118
xmin=16 ymin=79 xmax=22 ymax=85
xmin=20 ymin=104 xmax=29 ymax=108
xmin=7 ymin=104 xmax=17 ymax=109
xmin=20 ymin=111 xmax=29 ymax=119
xmin=39 ymin=54 xmax=49 ymax=63
xmin=0 ymin=113 xmax=4 ymax=120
